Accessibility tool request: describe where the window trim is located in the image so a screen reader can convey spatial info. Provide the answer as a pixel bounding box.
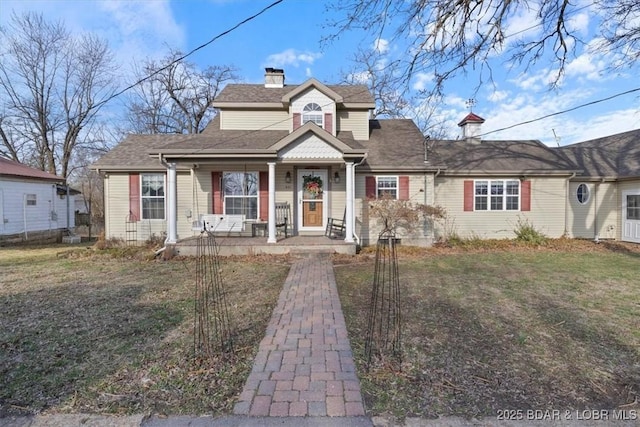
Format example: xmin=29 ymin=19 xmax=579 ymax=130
xmin=222 ymin=171 xmax=259 ymax=220
xmin=141 ymin=173 xmax=166 ymax=220
xmin=474 ymin=179 xmax=521 ymax=211
xmin=26 ymin=194 xmax=37 ymax=206
xmin=376 ymin=176 xmax=399 ymax=199
xmin=576 ymin=183 xmax=590 ymax=205
xmin=302 ymin=102 xmax=324 ymax=128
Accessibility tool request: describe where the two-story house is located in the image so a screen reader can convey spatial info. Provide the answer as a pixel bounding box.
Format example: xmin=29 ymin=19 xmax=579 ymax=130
xmin=91 ymin=68 xmax=640 ymax=250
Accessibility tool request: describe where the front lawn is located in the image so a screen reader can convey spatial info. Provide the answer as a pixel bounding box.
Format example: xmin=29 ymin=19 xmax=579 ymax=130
xmin=334 ymin=240 xmax=640 ymax=420
xmin=0 ymin=245 xmax=289 ymax=416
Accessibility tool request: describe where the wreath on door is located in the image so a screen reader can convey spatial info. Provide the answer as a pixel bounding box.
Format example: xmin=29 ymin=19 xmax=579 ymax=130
xmin=303 ymin=175 xmax=323 ymax=198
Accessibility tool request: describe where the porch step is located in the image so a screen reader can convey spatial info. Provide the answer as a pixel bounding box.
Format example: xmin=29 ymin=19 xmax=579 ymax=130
xmin=288 ymin=247 xmax=335 ymax=258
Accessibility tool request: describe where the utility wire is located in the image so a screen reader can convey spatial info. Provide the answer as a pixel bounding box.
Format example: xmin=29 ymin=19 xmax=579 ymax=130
xmin=90 ymin=0 xmax=284 ymax=114
xmin=480 ymin=86 xmax=640 ymax=137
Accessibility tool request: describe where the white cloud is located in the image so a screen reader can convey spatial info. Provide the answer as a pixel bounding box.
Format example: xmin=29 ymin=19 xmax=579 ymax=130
xmin=263 ymin=49 xmax=322 ymax=68
xmin=567 ymin=11 xmax=590 ymax=36
xmin=412 ymin=72 xmax=433 ymax=91
xmin=374 ymin=38 xmax=389 ymax=54
xmin=347 ymin=71 xmax=372 ymax=85
xmin=487 ymin=90 xmax=510 ymax=102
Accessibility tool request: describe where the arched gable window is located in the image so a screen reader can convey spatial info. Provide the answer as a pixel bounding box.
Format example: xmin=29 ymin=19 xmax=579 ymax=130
xmin=302 ymin=103 xmax=323 ymax=128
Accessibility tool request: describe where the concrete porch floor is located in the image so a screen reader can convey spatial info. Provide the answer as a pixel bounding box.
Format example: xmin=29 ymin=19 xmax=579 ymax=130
xmin=173 ymin=235 xmax=358 ymax=256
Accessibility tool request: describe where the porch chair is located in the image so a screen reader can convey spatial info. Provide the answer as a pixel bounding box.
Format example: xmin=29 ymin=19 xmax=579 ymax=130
xmin=325 ymin=209 xmax=346 ymax=239
xmin=275 ymin=202 xmax=290 ymax=238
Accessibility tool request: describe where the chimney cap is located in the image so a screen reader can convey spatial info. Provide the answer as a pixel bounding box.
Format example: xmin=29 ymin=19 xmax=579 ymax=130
xmin=265 ymin=67 xmax=284 ymax=74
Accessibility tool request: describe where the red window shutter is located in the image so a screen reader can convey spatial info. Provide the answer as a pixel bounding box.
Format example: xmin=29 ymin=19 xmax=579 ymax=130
xmin=365 ymin=176 xmax=376 ymax=199
xmin=324 ymin=113 xmax=333 ymax=134
xmin=212 ymin=172 xmax=222 ymax=214
xmin=293 ymin=113 xmax=301 ymax=130
xmin=521 ymin=180 xmax=531 ymax=211
xmin=129 ymin=173 xmax=140 ymax=221
xmin=399 ymin=176 xmax=409 ymax=200
xmin=259 ymin=171 xmax=268 ymax=221
xmin=463 ymin=180 xmax=474 ymax=211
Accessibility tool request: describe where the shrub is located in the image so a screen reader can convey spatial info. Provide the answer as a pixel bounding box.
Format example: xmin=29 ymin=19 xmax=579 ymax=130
xmin=514 ymin=217 xmax=548 ymax=245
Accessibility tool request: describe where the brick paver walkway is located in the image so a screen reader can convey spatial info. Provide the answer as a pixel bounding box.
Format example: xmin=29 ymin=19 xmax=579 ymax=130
xmin=233 ymin=255 xmax=366 ymax=417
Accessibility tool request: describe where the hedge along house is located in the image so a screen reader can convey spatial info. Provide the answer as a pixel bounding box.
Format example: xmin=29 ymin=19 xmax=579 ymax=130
xmin=92 ymin=68 xmax=640 ymax=252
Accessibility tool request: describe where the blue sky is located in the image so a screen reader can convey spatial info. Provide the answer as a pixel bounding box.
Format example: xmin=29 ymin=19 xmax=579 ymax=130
xmin=2 ymin=0 xmax=640 ymax=146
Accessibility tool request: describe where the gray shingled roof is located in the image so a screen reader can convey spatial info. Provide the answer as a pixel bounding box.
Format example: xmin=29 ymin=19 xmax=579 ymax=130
xmin=91 ymin=134 xmax=187 ymax=170
xmin=429 ymin=139 xmax=578 ymax=174
xmin=559 ymin=128 xmax=640 ymax=179
xmin=214 ymin=84 xmax=374 ymax=104
xmin=359 ymin=119 xmax=437 ymax=171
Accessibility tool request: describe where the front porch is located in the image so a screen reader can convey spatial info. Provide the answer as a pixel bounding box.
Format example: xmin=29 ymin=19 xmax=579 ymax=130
xmin=172 ymin=234 xmax=358 ymax=256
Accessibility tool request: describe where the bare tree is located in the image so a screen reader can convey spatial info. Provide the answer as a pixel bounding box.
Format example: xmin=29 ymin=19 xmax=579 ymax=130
xmin=0 ymin=12 xmax=117 ymax=178
xmin=341 ymin=47 xmax=449 ymax=138
xmin=326 ymin=1 xmax=640 ymax=94
xmin=125 ymin=50 xmax=239 ymax=134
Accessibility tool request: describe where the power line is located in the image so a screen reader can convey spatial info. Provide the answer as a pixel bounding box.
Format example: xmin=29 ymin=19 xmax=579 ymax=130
xmin=91 ymin=0 xmax=284 ymax=114
xmin=480 ymin=86 xmax=640 ymax=137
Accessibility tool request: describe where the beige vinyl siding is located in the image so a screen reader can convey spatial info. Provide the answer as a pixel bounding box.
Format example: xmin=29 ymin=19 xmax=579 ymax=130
xmin=327 ymin=165 xmax=346 ymax=221
xmin=176 ymin=172 xmax=193 ymax=239
xmin=617 ymin=180 xmax=640 ymax=240
xmin=291 ymin=89 xmax=335 ymax=133
xmin=219 ymin=109 xmax=289 ymax=130
xmin=190 ymin=164 xmax=295 ymax=236
xmin=567 ymin=182 xmax=618 ymax=239
xmin=355 ymin=173 xmax=434 ymax=245
xmin=337 ymin=110 xmax=370 ymax=140
xmin=104 ymin=173 xmax=129 ymax=240
xmin=104 ymin=173 xmax=166 ymax=241
xmin=105 ymin=172 xmax=194 ymax=242
xmin=434 ymin=176 xmax=567 ymax=239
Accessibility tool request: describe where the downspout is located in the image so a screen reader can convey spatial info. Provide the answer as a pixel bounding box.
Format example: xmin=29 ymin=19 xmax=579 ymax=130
xmin=594 ymin=178 xmax=605 ymax=242
xmin=351 ymin=153 xmax=368 ymax=245
xmin=564 ymin=172 xmax=576 ymax=237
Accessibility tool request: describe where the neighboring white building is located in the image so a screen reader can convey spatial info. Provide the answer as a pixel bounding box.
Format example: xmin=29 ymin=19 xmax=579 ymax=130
xmin=0 ymin=157 xmax=75 ymax=244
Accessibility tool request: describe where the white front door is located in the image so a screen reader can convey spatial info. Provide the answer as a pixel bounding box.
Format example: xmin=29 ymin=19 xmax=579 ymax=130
xmin=298 ymin=169 xmax=328 ymax=232
xmin=622 ymin=190 xmax=640 ymax=243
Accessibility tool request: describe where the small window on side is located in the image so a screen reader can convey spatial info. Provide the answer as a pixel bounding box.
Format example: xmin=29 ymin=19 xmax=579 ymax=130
xmin=576 ymin=183 xmax=590 ymax=204
xmin=26 ymin=194 xmax=37 ymax=206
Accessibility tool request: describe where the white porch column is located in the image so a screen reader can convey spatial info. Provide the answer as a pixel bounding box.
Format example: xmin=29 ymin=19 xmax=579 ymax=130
xmin=345 ymin=161 xmax=354 ymax=243
xmin=267 ymin=162 xmax=277 ymax=243
xmin=166 ymin=162 xmax=177 ymax=244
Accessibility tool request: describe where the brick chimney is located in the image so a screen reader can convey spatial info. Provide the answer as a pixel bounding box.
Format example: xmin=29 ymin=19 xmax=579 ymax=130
xmin=264 ymin=67 xmax=285 ymax=88
xmin=458 ymin=113 xmax=485 ymax=144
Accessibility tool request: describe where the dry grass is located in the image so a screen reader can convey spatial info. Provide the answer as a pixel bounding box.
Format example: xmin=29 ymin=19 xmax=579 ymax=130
xmin=0 ymin=244 xmax=289 ymax=417
xmin=335 ymin=239 xmax=640 ymax=420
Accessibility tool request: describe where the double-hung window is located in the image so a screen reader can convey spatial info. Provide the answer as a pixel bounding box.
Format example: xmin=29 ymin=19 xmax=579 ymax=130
xmin=377 ymin=176 xmax=398 ymax=199
xmin=141 ymin=174 xmax=165 ymax=219
xmin=223 ymin=172 xmax=258 ymax=220
xmin=474 ymin=179 xmax=520 ymax=211
xmin=302 ymin=103 xmax=323 ymax=128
